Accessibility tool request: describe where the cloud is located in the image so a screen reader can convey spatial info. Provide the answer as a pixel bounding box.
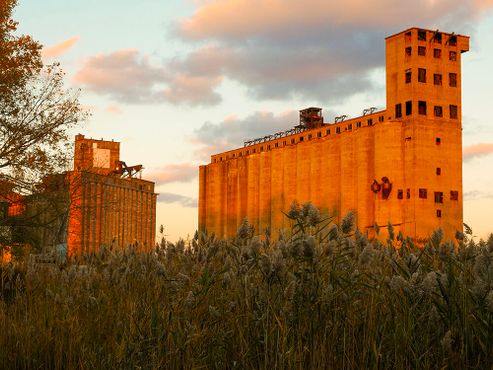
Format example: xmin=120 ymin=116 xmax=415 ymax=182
xmin=463 ymin=143 xmax=493 ymax=162
xmin=192 ymin=109 xmax=338 ymax=160
xmin=74 ymin=49 xmax=222 ymax=105
xmin=42 ymin=36 xmax=80 ymax=59
xmin=105 ymin=104 xmax=122 ymax=114
xmin=170 ymin=0 xmax=493 ymax=103
xmin=147 ymin=163 xmax=198 ymax=185
xmin=157 ymin=192 xmax=198 ymax=208
xmin=464 ymin=190 xmax=493 ymax=201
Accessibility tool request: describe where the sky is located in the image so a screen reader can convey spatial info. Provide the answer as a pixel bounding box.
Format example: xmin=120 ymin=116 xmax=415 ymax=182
xmin=13 ymin=0 xmax=493 ymax=241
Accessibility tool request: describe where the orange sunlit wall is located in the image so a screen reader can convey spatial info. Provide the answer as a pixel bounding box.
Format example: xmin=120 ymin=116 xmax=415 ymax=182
xmin=199 ymin=28 xmax=469 ymax=242
xmin=67 ymin=135 xmax=157 ymax=256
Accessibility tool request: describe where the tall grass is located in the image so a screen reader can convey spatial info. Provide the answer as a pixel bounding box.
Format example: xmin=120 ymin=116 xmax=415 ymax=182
xmin=1 ymin=203 xmax=493 ymax=369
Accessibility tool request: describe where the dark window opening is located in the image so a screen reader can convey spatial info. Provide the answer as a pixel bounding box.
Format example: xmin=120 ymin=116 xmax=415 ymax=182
xmin=437 ymin=210 xmax=442 ymax=218
xmin=450 ymin=191 xmax=459 ymax=201
xmin=246 ymin=150 xmax=249 ymax=155
xmin=418 ymin=101 xmax=427 ymax=115
xmin=357 ymin=121 xmax=361 ymax=128
xmin=275 ymin=143 xmax=278 ymax=148
xmin=368 ymin=119 xmax=373 ymax=126
xmin=232 ymin=153 xmax=235 ymax=158
xmin=291 ymin=139 xmax=295 ymax=144
xmin=308 ymin=134 xmax=312 ymax=140
xmin=407 ymin=189 xmax=411 ymax=199
xmin=267 ymin=145 xmax=271 ymax=150
xmin=434 ymin=106 xmax=443 ymax=117
xmin=379 ymin=115 xmax=384 ymax=122
xmin=433 ymin=32 xmax=442 ymax=44
xmin=405 ymin=69 xmax=412 ymax=83
xmin=283 ymin=141 xmax=286 ymax=146
xmin=434 ymin=73 xmax=442 ymax=86
xmin=418 ymin=68 xmax=426 ymax=83
xmin=448 ymin=35 xmax=457 ymax=46
xmin=434 ymin=192 xmax=444 ymax=203
xmin=405 ymin=47 xmax=412 ymax=56
xmin=419 ymin=188 xmax=427 ymax=199
xmin=398 ymin=189 xmax=404 ymax=199
xmin=418 ymin=30 xmax=426 ymax=41
xmin=418 ymin=46 xmax=426 ymax=56
xmin=434 ymin=48 xmax=442 ymax=58
xmin=436 ymin=137 xmax=441 ymax=145
xmin=336 ymin=127 xmax=341 ymax=134
xmin=449 ymin=73 xmax=457 ymax=87
xmin=405 ymin=31 xmax=412 ymax=42
xmin=450 ymin=105 xmax=458 ymax=119
xmin=436 ymin=167 xmax=441 ymax=175
xmin=348 ymin=123 xmax=353 ymax=131
xmin=299 ymin=136 xmax=304 ymax=142
xmin=260 ymin=146 xmax=263 ymax=151
xmin=449 ymin=51 xmax=457 ymax=61
xmin=239 ymin=152 xmax=242 ymax=157
xmin=317 ymin=132 xmax=321 ymax=138
xmin=253 ymin=149 xmax=256 ymax=153
xmin=406 ymin=101 xmax=412 ymax=116
xmin=395 ymin=103 xmax=402 ymax=118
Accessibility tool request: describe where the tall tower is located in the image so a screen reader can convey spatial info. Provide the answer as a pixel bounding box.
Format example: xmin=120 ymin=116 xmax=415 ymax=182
xmin=386 ymin=28 xmax=469 ymax=240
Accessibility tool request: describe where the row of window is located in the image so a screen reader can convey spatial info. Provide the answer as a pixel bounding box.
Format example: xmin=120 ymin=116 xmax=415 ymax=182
xmin=213 ymin=116 xmax=385 ymax=162
xmin=405 ymin=46 xmax=457 ymax=61
xmin=395 ymin=102 xmax=458 ymax=119
xmin=406 ymin=30 xmax=457 ymax=46
xmin=405 ymin=69 xmax=457 ymax=86
xmin=396 ymin=189 xmax=459 ymax=201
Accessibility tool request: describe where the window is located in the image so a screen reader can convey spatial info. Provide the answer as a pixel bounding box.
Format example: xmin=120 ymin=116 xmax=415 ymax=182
xmin=246 ymin=150 xmax=249 ymax=155
xmin=418 ymin=101 xmax=427 ymax=115
xmin=448 ymin=35 xmax=457 ymax=46
xmin=317 ymin=132 xmax=321 ymax=138
xmin=407 ymin=189 xmax=411 ymax=199
xmin=275 ymin=143 xmax=278 ymax=148
xmin=434 ymin=106 xmax=443 ymax=117
xmin=418 ymin=30 xmax=426 ymax=41
xmin=239 ymin=152 xmax=242 ymax=157
xmin=395 ymin=103 xmax=402 ymax=118
xmin=308 ymin=134 xmax=312 ymax=140
xmin=260 ymin=146 xmax=263 ymax=151
xmin=267 ymin=145 xmax=271 ymax=150
xmin=450 ymin=191 xmax=459 ymax=201
xmin=419 ymin=188 xmax=428 ymax=199
xmin=434 ymin=192 xmax=444 ymax=203
xmin=418 ymin=68 xmax=426 ymax=83
xmin=405 ymin=47 xmax=412 ymax=56
xmin=449 ymin=73 xmax=457 ymax=87
xmin=397 ymin=189 xmax=403 ymax=199
xmin=368 ymin=119 xmax=373 ymax=126
xmin=450 ymin=105 xmax=458 ymax=119
xmin=406 ymin=101 xmax=412 ymax=116
xmin=253 ymin=149 xmax=256 ymax=153
xmin=405 ymin=31 xmax=412 ymax=42
xmin=418 ymin=46 xmax=426 ymax=56
xmin=436 ymin=137 xmax=441 ymax=145
xmin=433 ymin=32 xmax=442 ymax=44
xmin=437 ymin=210 xmax=442 ymax=218
xmin=434 ymin=73 xmax=442 ymax=86
xmin=336 ymin=127 xmax=341 ymax=134
xmin=449 ymin=51 xmax=457 ymax=61
xmin=379 ymin=116 xmax=384 ymax=122
xmin=291 ymin=139 xmax=295 ymax=144
xmin=299 ymin=136 xmax=304 ymax=142
xmin=232 ymin=153 xmax=235 ymax=158
xmin=405 ymin=69 xmax=412 ymax=83
xmin=357 ymin=122 xmax=361 ymax=128
xmin=436 ymin=167 xmax=441 ymax=175
xmin=326 ymin=129 xmax=330 ymax=135
xmin=433 ymin=48 xmax=442 ymax=58
xmin=348 ymin=124 xmax=352 ymax=131
xmin=283 ymin=141 xmax=286 ymax=146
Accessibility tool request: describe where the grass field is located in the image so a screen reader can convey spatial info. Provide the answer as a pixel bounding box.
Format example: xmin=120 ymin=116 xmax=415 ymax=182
xmin=1 ymin=204 xmax=493 ymax=369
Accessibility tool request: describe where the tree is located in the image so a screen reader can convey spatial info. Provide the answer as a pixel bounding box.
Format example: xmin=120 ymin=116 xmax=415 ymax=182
xmin=0 ymin=0 xmax=87 ymax=254
xmin=0 ymin=0 xmax=87 ymax=187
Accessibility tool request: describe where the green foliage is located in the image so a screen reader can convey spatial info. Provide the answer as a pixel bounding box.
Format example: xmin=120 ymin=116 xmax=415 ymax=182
xmin=1 ymin=207 xmax=493 ymax=369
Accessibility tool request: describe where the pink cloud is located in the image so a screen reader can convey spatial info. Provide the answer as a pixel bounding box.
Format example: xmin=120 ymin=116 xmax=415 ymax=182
xmin=463 ymin=143 xmax=493 ymax=161
xmin=180 ymin=0 xmax=493 ymax=40
xmin=42 ymin=36 xmax=80 ymax=58
xmin=105 ymin=105 xmax=122 ymax=114
xmin=147 ymin=164 xmax=198 ymax=184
